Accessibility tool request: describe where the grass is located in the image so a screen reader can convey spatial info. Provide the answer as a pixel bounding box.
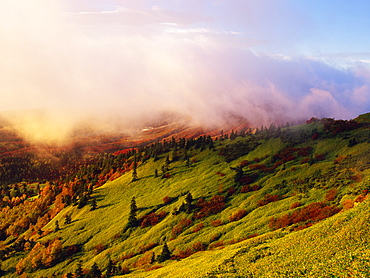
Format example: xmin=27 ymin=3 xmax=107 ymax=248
xmin=2 ymin=119 xmax=370 ymax=277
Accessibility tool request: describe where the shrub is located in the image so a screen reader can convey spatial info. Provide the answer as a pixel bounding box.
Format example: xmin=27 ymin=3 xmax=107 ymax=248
xmin=300 ymin=157 xmax=310 ymax=164
xmin=241 ymin=184 xmax=261 ymax=193
xmin=192 ymin=223 xmax=204 ymax=233
xmin=146 ymin=265 xmax=163 ymax=272
xmin=175 ymin=248 xmax=194 ymax=259
xmin=138 ymin=242 xmax=158 ymax=254
xmin=211 ymin=219 xmax=223 ymax=227
xmin=208 ymin=240 xmax=225 ymax=250
xmin=240 ymin=160 xmax=250 ymax=167
xmin=325 ymin=188 xmax=337 ymax=202
xmin=209 ymin=233 xmax=222 ymax=242
xmin=290 ymin=202 xmax=301 ymax=209
xmin=342 ymin=199 xmax=354 ymax=210
xmin=192 ymin=241 xmax=207 ymax=252
xmin=227 ymin=187 xmax=236 ymax=196
xmin=194 ymin=195 xmax=226 ymax=219
xmin=93 ymin=243 xmax=106 ymax=255
xmin=239 ymin=174 xmax=258 ymax=185
xmin=314 ymin=153 xmax=326 ymax=161
xmin=354 ymin=194 xmax=366 ymax=203
xmin=171 ymin=218 xmax=192 ymax=237
xmin=269 ymin=202 xmax=341 ymax=230
xmin=162 ymin=196 xmax=172 ymax=204
xmin=257 ymin=194 xmax=280 ymax=207
xmin=229 ymin=209 xmax=247 ymax=222
xmin=140 ymin=211 xmax=167 ymax=227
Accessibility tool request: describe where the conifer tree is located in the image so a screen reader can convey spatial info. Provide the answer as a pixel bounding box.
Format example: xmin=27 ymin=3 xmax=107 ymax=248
xmin=131 ymin=155 xmax=138 ymax=182
xmin=157 ymin=243 xmax=171 ymax=262
xmin=127 ymin=197 xmax=138 ymax=228
xmin=75 ymin=261 xmax=84 ymax=278
xmin=64 ymin=214 xmax=72 ymax=225
xmin=185 ymin=192 xmax=193 ymax=213
xmin=234 ymin=165 xmax=244 ymax=183
xmin=78 ymin=193 xmax=87 ymax=209
xmin=107 ymin=259 xmax=115 ymax=277
xmin=91 ymin=198 xmax=97 ymax=211
xmin=54 ymin=220 xmax=60 ymax=232
xmin=88 ymin=262 xmax=102 ymax=278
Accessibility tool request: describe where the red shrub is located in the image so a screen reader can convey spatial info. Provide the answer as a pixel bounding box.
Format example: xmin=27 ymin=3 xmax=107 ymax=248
xmin=249 ymin=164 xmax=267 ymax=171
xmin=227 ymin=187 xmax=236 ymax=196
xmin=253 ymin=157 xmax=261 ymax=163
xmin=175 ymin=248 xmax=194 ymax=259
xmin=140 ymin=211 xmax=167 ymax=227
xmin=121 ymin=252 xmax=135 ymax=261
xmin=239 ymin=175 xmax=257 ymax=185
xmin=300 ymin=157 xmax=310 ymax=164
xmin=240 ymin=160 xmax=251 ymax=167
xmin=325 ymin=188 xmax=337 ymax=202
xmin=215 ymin=172 xmax=226 ymax=177
xmin=192 ymin=223 xmax=204 ymax=233
xmin=172 ymin=218 xmax=192 ymax=237
xmin=354 ymin=194 xmax=366 ymax=203
xmin=241 ymin=184 xmax=261 ymax=193
xmin=247 ymin=233 xmax=258 ymax=239
xmin=93 ymin=243 xmax=106 ymax=255
xmin=138 ymin=242 xmax=158 ymax=254
xmin=194 ymin=195 xmax=226 ymax=219
xmin=314 ymin=153 xmax=326 ymax=161
xmin=269 ymin=202 xmax=341 ymax=230
xmin=290 ymin=202 xmax=301 ymax=209
xmin=257 ymin=194 xmax=280 ymax=207
xmin=208 ymin=240 xmax=225 ymax=250
xmin=146 ymin=265 xmax=163 ymax=272
xmin=273 ymin=161 xmax=283 ymax=168
xmin=209 ymin=233 xmax=222 ymax=242
xmin=229 ymin=209 xmax=247 ymax=222
xmin=342 ymin=199 xmax=354 ymax=210
xmin=211 ymin=219 xmax=223 ymax=227
xmin=162 ymin=196 xmax=172 ymax=204
xmin=192 ymin=242 xmax=207 ymax=252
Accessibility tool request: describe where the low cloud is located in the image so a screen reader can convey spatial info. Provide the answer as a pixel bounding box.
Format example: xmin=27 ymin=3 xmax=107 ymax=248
xmin=1 ymin=1 xmax=369 ymax=144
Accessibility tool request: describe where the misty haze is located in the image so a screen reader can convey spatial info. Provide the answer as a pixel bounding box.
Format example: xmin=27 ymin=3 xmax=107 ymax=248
xmin=0 ymin=1 xmax=370 ymax=278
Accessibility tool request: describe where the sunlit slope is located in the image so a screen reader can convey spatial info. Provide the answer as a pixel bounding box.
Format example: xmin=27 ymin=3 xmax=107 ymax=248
xmin=5 ymin=117 xmax=370 ymax=277
xmin=123 ymin=197 xmax=370 ymax=278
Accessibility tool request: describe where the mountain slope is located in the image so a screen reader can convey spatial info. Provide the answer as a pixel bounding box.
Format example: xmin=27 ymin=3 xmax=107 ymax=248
xmin=1 ymin=114 xmax=370 ymax=277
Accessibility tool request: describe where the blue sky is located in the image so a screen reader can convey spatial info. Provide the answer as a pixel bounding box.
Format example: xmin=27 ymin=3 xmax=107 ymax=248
xmin=1 ymin=0 xmax=370 ymax=142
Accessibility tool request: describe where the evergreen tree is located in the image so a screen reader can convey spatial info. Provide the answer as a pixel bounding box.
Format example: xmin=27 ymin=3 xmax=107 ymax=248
xmin=157 ymin=243 xmax=171 ymax=262
xmin=127 ymin=197 xmax=138 ymax=228
xmin=64 ymin=214 xmax=72 ymax=225
xmin=234 ymin=165 xmax=244 ymax=183
xmin=106 ymin=259 xmax=115 ymax=277
xmin=91 ymin=198 xmax=97 ymax=211
xmin=54 ymin=220 xmax=60 ymax=232
xmin=75 ymin=261 xmax=84 ymax=278
xmin=186 ymin=157 xmax=190 ymax=168
xmin=87 ymin=262 xmax=102 ymax=278
xmin=131 ymin=156 xmax=138 ymax=182
xmin=78 ymin=193 xmax=87 ymax=209
xmin=185 ymin=192 xmax=193 ymax=213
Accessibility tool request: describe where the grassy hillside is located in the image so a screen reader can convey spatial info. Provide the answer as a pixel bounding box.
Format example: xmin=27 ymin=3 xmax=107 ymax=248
xmin=1 ymin=115 xmax=370 ymax=277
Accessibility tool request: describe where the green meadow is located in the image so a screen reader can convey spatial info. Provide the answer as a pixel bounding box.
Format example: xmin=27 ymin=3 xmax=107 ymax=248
xmin=1 ymin=116 xmax=370 ymax=277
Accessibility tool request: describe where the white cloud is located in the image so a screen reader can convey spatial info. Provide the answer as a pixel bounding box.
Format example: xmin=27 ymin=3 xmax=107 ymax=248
xmin=0 ymin=0 xmax=370 ymax=144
